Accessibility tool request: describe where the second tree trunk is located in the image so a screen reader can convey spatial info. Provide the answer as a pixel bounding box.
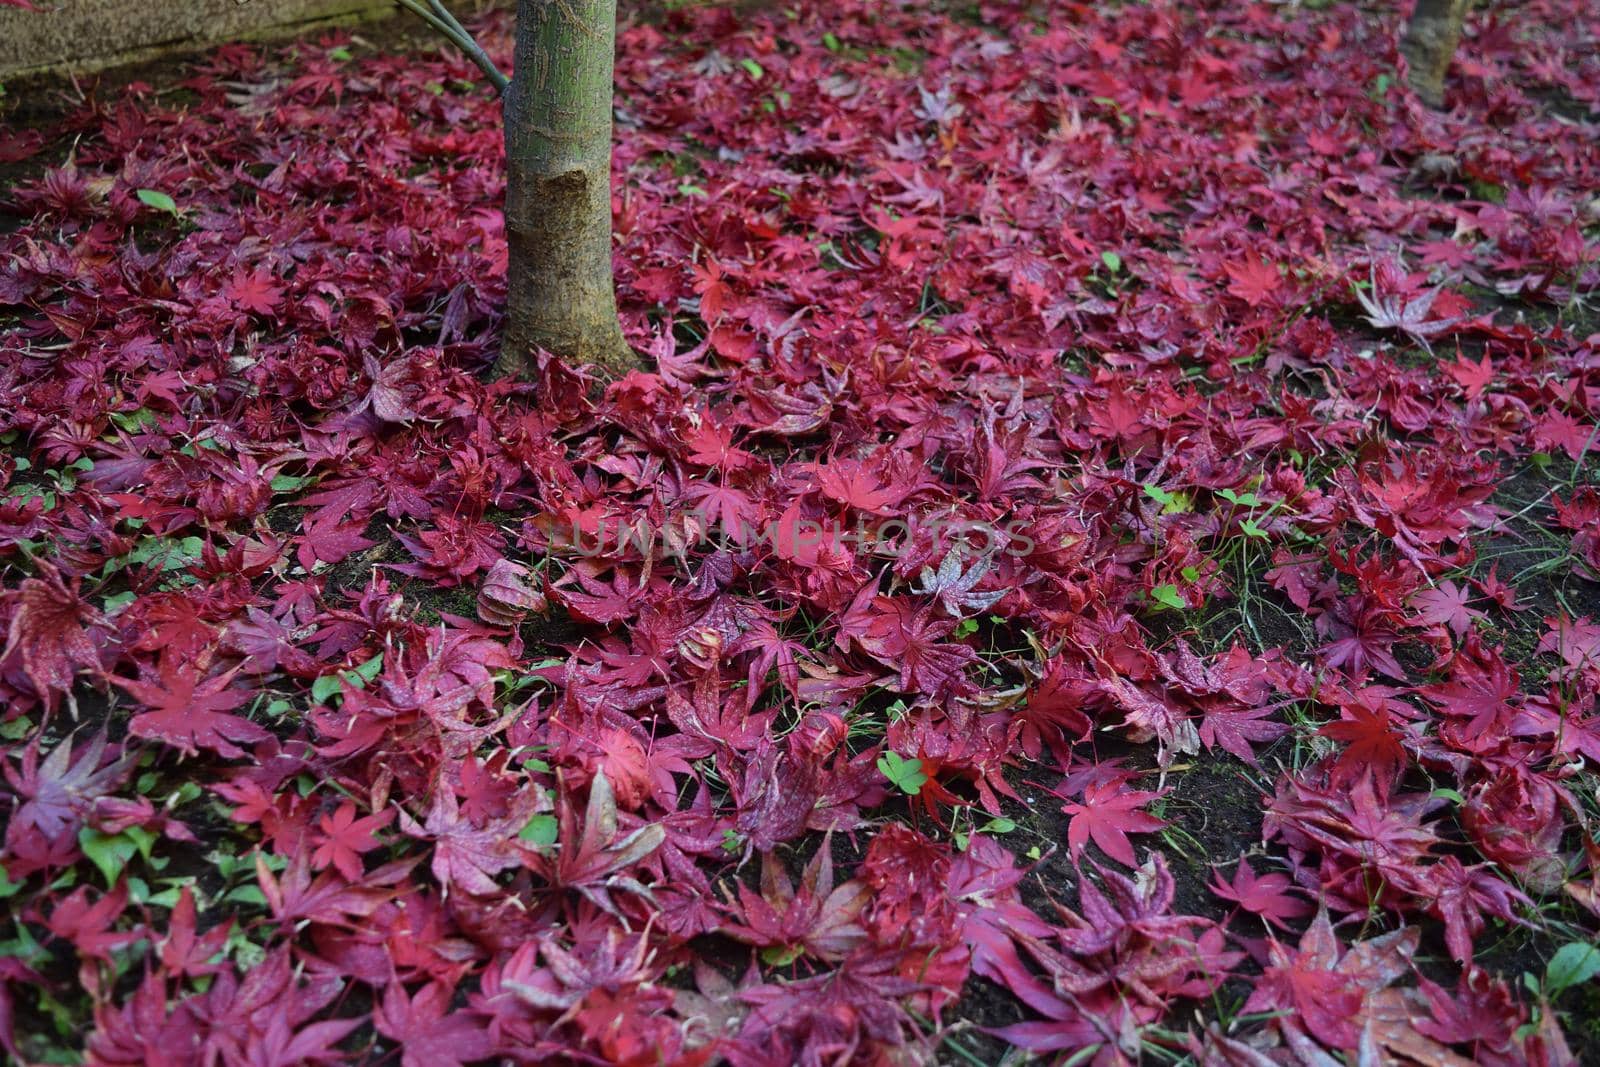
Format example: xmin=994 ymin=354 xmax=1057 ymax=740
xmin=1401 ymin=0 xmax=1469 ymax=108
xmin=499 ymin=0 xmax=636 ymax=378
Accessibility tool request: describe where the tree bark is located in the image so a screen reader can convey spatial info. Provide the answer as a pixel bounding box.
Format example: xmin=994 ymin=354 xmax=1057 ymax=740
xmin=1400 ymin=0 xmax=1469 ymax=109
xmin=498 ymin=0 xmax=637 ymax=378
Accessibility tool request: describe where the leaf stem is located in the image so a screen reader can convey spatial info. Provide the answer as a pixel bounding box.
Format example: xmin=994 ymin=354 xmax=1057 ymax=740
xmin=396 ymin=0 xmax=510 ymax=94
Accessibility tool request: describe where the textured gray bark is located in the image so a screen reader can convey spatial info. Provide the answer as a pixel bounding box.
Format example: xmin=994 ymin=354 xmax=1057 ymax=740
xmin=1401 ymin=0 xmax=1469 ymax=108
xmin=499 ymin=0 xmax=636 ymax=378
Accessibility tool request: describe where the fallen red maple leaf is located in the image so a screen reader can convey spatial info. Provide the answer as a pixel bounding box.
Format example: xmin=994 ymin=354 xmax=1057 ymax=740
xmin=3 ymin=730 xmax=133 ymax=845
xmin=721 ymin=839 xmax=871 ymax=964
xmin=1059 ymin=779 xmax=1166 ymax=866
xmin=1224 ymin=257 xmax=1282 ymax=306
xmin=310 ymin=801 xmax=396 ymax=881
xmin=3 ymin=563 xmax=105 ymax=708
xmin=1208 ymin=855 xmax=1313 ymax=930
xmin=114 ymin=655 xmax=270 ymax=758
xmin=223 ymin=266 xmax=285 ymax=317
xmin=1319 ymin=702 xmax=1409 ymax=791
xmin=374 ymin=981 xmax=495 ymax=1067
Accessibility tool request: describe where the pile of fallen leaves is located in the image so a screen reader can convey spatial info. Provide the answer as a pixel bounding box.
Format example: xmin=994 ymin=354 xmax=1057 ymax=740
xmin=2 ymin=0 xmax=1599 ymax=1062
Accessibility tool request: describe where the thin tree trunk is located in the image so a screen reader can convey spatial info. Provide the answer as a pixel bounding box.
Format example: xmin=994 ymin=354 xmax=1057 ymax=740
xmin=1401 ymin=0 xmax=1469 ymax=109
xmin=498 ymin=0 xmax=637 ymax=378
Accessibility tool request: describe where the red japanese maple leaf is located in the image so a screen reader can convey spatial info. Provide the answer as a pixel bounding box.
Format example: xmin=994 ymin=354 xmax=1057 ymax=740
xmin=223 ymin=267 xmax=285 ymax=317
xmin=1319 ymin=703 xmax=1409 ymax=789
xmin=255 ymin=851 xmax=409 ymax=928
xmin=555 ymin=566 xmax=653 ymax=626
xmin=1532 ymin=410 xmax=1598 ymax=462
xmin=456 ymin=753 xmax=517 ymax=823
xmin=813 ymin=458 xmax=903 ymax=514
xmin=1224 ymin=258 xmax=1281 ymax=306
xmin=310 ymin=802 xmax=395 ymax=881
xmin=361 ymin=352 xmax=421 ymax=425
xmin=682 ymin=479 xmax=758 ymax=539
xmin=296 ymin=514 xmax=376 ymax=571
xmin=1421 ymin=652 xmax=1519 ymax=741
xmin=181 ymin=948 xmax=359 ymax=1065
xmin=911 ymin=547 xmax=1004 ymax=617
xmin=1408 ymin=580 xmax=1484 ymax=638
xmin=402 ymin=787 xmax=528 ymax=898
xmin=1359 ymin=287 xmax=1451 ymax=341
xmin=855 ymin=597 xmax=976 ymax=697
xmin=969 ymin=417 xmax=1048 ymax=502
xmin=1059 ymin=779 xmax=1166 ymax=866
xmin=1196 ymin=703 xmax=1289 ymax=765
xmin=1098 ymin=675 xmax=1200 ymax=765
xmin=3 ymin=730 xmax=133 ymax=843
xmin=159 ymin=887 xmax=232 ymax=979
xmin=1209 ymin=855 xmax=1312 ymax=930
xmin=1244 ymin=911 xmax=1417 ymax=1053
xmin=1444 ymin=352 xmax=1495 ymax=399
xmin=682 ymin=418 xmax=755 ymax=470
xmin=1316 ymin=596 xmax=1406 ymax=681
xmin=528 ymin=771 xmax=666 ymax=914
xmin=131 ymin=594 xmax=219 ymax=660
xmin=374 ymin=982 xmax=494 ymax=1067
xmin=47 ymin=882 xmax=142 ymax=963
xmin=234 ymin=1014 xmax=364 ymax=1067
xmin=3 ymin=564 xmax=105 ymax=707
xmin=720 ymin=840 xmax=871 ymax=963
xmin=393 ymin=514 xmax=504 ymax=584
xmin=114 ymin=656 xmax=270 ymax=758
xmin=1425 ymin=856 xmax=1530 ymax=964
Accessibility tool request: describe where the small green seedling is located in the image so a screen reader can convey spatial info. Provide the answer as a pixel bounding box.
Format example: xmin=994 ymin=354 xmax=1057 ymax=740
xmin=1142 ymin=484 xmax=1190 ymax=515
xmin=877 ymin=751 xmax=928 ymax=795
xmin=1216 ymin=487 xmax=1262 ymax=507
xmin=136 ymin=189 xmax=180 ymax=216
xmin=1518 ymin=941 xmax=1600 ymax=1040
xmin=1151 ymin=584 xmax=1186 ymax=610
xmin=78 ymin=826 xmax=160 ymax=887
xmin=1544 ymin=942 xmax=1600 ymax=997
xmin=310 ymin=652 xmax=384 ymax=705
xmin=518 ymin=814 xmax=559 ymax=849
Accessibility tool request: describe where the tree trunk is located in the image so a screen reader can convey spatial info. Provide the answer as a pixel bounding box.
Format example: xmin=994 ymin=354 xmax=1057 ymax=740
xmin=1400 ymin=0 xmax=1468 ymax=109
xmin=498 ymin=0 xmax=637 ymax=378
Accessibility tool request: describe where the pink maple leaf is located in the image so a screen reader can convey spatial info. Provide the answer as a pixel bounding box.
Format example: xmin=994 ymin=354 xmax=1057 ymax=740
xmin=4 ymin=730 xmax=133 ymax=843
xmin=1197 ymin=703 xmax=1289 ymax=765
xmin=1224 ymin=258 xmax=1281 ymax=306
xmin=1209 ymin=855 xmax=1312 ymax=930
xmin=310 ymin=802 xmax=395 ymax=881
xmin=1533 ymin=410 xmax=1597 ymax=462
xmin=374 ymin=982 xmax=494 ymax=1067
xmin=114 ymin=656 xmax=270 ymax=758
xmin=1407 ymin=581 xmax=1484 ymax=638
xmin=1059 ymin=780 xmax=1166 ymax=866
xmin=223 ymin=267 xmax=285 ymax=317
xmin=3 ymin=564 xmax=105 ymax=708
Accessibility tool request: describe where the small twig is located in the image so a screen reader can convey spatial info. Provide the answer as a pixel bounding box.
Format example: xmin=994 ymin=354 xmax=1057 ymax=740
xmin=396 ymin=0 xmax=509 ymax=93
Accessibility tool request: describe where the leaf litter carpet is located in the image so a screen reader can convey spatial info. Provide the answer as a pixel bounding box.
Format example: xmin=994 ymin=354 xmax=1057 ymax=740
xmin=2 ymin=0 xmax=1600 ymax=1063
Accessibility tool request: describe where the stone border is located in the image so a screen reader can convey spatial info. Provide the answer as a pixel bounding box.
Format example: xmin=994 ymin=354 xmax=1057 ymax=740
xmin=0 ymin=0 xmax=399 ymax=81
